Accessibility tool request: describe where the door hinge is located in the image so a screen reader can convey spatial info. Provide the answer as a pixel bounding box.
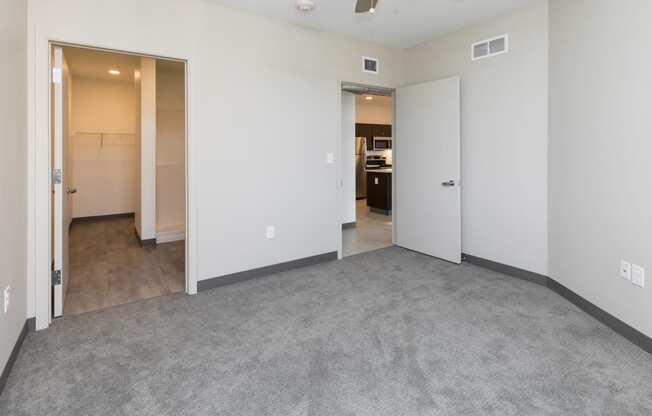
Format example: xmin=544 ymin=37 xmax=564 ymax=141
xmin=51 ymin=269 xmax=61 ymax=286
xmin=53 ymin=169 xmax=61 ymax=185
xmin=52 ymin=67 xmax=62 ymax=84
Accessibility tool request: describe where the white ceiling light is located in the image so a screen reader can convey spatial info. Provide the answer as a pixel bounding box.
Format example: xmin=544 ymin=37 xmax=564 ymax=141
xmin=108 ymin=69 xmax=121 ymax=75
xmin=296 ymin=0 xmax=315 ymax=13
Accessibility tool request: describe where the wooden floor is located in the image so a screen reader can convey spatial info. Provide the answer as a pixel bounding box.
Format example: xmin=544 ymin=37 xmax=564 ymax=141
xmin=64 ymin=216 xmax=185 ymax=316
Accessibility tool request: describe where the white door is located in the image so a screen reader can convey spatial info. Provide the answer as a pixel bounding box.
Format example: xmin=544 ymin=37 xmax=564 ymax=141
xmin=395 ymin=76 xmax=461 ymax=263
xmin=52 ymin=46 xmax=73 ymax=318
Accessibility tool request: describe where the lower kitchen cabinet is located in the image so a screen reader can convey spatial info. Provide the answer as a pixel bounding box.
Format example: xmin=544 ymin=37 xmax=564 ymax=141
xmin=366 ymin=171 xmax=392 ymax=214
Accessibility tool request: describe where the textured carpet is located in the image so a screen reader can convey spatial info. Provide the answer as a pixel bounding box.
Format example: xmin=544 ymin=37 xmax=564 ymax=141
xmin=2 ymin=247 xmax=652 ymax=415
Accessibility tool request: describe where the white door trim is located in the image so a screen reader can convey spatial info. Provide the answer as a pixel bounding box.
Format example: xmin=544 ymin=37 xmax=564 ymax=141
xmin=29 ymin=36 xmax=197 ymax=330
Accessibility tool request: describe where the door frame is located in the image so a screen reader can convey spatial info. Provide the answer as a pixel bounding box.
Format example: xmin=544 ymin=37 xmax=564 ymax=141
xmin=30 ymin=37 xmax=197 ymax=330
xmin=337 ymin=81 xmax=397 ymax=259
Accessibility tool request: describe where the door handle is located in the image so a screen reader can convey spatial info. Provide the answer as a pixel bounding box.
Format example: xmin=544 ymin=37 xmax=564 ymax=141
xmin=66 ymin=187 xmax=77 ymax=194
xmin=441 ymin=180 xmax=456 ymax=187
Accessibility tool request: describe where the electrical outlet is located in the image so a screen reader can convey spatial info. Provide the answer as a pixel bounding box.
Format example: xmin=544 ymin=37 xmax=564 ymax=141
xmin=3 ymin=286 xmax=10 ymax=314
xmin=620 ymin=260 xmax=632 ymax=281
xmin=632 ymin=264 xmax=645 ymax=288
xmin=266 ymin=225 xmax=275 ymax=239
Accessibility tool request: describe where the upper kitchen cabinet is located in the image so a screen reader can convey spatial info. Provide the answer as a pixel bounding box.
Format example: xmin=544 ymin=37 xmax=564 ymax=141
xmin=373 ymin=124 xmax=392 ymax=138
xmin=355 ymin=123 xmax=392 ymax=138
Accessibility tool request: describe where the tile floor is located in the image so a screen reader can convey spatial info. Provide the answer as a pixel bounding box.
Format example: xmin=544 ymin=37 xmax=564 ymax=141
xmin=342 ymin=199 xmax=393 ymax=257
xmin=64 ymin=215 xmax=185 ymax=316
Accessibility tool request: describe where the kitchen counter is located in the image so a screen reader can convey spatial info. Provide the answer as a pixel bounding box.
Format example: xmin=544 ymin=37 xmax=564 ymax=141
xmin=365 ymin=168 xmax=392 ymax=174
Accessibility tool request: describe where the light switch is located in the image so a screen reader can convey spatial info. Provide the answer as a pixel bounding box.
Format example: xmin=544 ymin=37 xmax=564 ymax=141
xmin=326 ymin=153 xmax=335 ymax=164
xmin=266 ymin=226 xmax=275 ymax=239
xmin=374 ymin=177 xmax=379 ymax=185
xmin=632 ymin=264 xmax=645 ymax=288
xmin=620 ymin=260 xmax=632 ymax=281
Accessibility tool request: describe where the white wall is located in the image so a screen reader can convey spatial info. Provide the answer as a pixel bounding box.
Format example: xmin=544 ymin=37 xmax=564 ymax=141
xmin=156 ymin=61 xmax=185 ymax=240
xmin=0 ymin=0 xmax=27 ymax=375
xmin=549 ymin=0 xmax=652 ymax=337
xmin=356 ymin=95 xmax=393 ymax=165
xmin=341 ymin=92 xmax=356 ymax=225
xmin=136 ymin=58 xmax=157 ymax=241
xmin=404 ymin=0 xmax=549 ymax=275
xmin=355 ymin=95 xmax=393 ymax=125
xmin=27 ymin=0 xmax=404 ymax=321
xmin=70 ymin=76 xmax=137 ymax=218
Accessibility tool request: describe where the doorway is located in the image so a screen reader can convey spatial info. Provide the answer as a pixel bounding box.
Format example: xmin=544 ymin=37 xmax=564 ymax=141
xmin=339 ymin=77 xmax=463 ymax=263
xmin=50 ymin=44 xmax=188 ymax=317
xmin=340 ymin=84 xmax=395 ymax=257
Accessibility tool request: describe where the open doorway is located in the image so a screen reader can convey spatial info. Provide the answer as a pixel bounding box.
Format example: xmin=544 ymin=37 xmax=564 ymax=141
xmin=50 ymin=44 xmax=187 ymax=317
xmin=341 ymin=83 xmax=394 ymax=257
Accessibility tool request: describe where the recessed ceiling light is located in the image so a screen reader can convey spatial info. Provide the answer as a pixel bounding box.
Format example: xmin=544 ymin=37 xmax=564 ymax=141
xmin=108 ymin=69 xmax=121 ymax=75
xmin=296 ymin=0 xmax=315 ymax=13
xmin=365 ymin=95 xmax=374 ymax=101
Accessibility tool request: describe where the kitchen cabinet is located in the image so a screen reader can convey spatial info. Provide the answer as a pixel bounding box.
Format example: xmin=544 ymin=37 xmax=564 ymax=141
xmin=366 ymin=171 xmax=392 ymax=214
xmin=355 ymin=123 xmax=392 ymax=139
xmin=372 ymin=124 xmax=392 ymax=138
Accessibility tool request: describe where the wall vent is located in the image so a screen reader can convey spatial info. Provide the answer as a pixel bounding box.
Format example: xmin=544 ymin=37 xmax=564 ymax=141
xmin=472 ymin=34 xmax=508 ymax=61
xmin=362 ymin=56 xmax=379 ymax=74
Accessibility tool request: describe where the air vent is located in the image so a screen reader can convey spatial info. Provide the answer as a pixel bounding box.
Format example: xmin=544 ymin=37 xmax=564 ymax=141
xmin=472 ymin=34 xmax=509 ymax=61
xmin=362 ymin=56 xmax=379 ymax=74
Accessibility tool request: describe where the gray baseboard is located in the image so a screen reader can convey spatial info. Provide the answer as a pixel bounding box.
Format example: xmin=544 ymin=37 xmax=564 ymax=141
xmin=140 ymin=238 xmax=157 ymax=247
xmin=465 ymin=253 xmax=652 ymax=356
xmin=0 ymin=319 xmax=30 ymax=397
xmin=342 ymin=222 xmax=357 ymax=229
xmin=198 ymin=251 xmax=338 ymax=292
xmin=547 ymin=279 xmax=652 ymax=355
xmin=463 ymin=253 xmax=548 ymax=286
xmin=72 ymin=212 xmax=134 ymax=223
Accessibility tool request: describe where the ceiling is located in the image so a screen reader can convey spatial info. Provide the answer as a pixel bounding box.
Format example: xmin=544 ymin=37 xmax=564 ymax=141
xmin=63 ymin=46 xmax=184 ymax=82
xmin=63 ymin=47 xmax=141 ymax=82
xmin=356 ymin=94 xmax=392 ymax=108
xmin=210 ymin=0 xmax=538 ymax=48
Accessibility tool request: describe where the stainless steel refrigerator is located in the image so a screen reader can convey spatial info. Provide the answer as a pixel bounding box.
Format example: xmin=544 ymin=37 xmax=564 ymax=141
xmin=355 ymin=137 xmax=367 ymax=199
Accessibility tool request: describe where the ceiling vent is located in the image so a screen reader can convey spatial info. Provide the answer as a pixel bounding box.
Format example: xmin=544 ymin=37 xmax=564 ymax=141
xmin=472 ymin=34 xmax=508 ymax=61
xmin=362 ymin=56 xmax=379 ymax=74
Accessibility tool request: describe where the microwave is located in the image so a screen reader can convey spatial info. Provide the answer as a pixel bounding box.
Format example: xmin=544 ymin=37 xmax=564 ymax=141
xmin=373 ymin=138 xmax=392 ymax=150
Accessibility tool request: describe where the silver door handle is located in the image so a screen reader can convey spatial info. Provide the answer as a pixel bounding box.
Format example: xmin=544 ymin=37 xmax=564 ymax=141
xmin=66 ymin=187 xmax=77 ymax=194
xmin=441 ymin=180 xmax=456 ymax=187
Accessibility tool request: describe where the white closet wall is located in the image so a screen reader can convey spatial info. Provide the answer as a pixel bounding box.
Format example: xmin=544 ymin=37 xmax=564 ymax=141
xmin=155 ymin=61 xmax=186 ymax=242
xmin=71 ymin=76 xmax=137 ymax=218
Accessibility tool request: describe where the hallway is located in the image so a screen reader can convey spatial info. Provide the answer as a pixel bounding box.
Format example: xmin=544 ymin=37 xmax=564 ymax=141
xmin=342 ymin=199 xmax=393 ymax=257
xmin=65 ymin=215 xmax=185 ymax=315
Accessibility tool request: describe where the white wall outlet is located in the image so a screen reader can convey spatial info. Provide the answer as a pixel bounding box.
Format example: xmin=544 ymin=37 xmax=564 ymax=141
xmin=266 ymin=225 xmax=275 ymax=239
xmin=3 ymin=286 xmax=10 ymax=314
xmin=620 ymin=260 xmax=632 ymax=281
xmin=327 ymin=153 xmax=335 ymax=164
xmin=632 ymin=264 xmax=645 ymax=288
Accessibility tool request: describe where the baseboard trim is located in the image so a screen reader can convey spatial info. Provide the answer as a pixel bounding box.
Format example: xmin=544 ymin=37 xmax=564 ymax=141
xmin=198 ymin=251 xmax=338 ymax=292
xmin=342 ymin=222 xmax=357 ymax=229
xmin=156 ymin=228 xmax=185 ymax=244
xmin=464 ymin=253 xmax=652 ymax=355
xmin=463 ymin=253 xmax=548 ymax=286
xmin=0 ymin=319 xmax=30 ymax=397
xmin=140 ymin=238 xmax=157 ymax=247
xmin=547 ymin=279 xmax=652 ymax=355
xmin=72 ymin=212 xmax=134 ymax=223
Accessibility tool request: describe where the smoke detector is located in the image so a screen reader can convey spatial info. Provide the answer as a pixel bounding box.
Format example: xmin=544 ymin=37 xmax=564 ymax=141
xmin=296 ymin=0 xmax=316 ymax=13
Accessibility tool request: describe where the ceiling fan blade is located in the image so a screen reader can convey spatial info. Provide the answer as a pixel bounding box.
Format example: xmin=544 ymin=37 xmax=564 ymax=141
xmin=355 ymin=0 xmax=378 ymax=13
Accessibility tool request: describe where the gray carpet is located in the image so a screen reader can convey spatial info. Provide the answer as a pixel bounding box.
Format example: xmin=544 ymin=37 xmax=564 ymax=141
xmin=2 ymin=247 xmax=652 ymax=415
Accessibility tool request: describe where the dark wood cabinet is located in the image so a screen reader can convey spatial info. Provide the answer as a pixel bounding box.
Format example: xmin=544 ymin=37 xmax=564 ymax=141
xmin=372 ymin=124 xmax=392 ymax=138
xmin=355 ymin=123 xmax=392 ymax=139
xmin=366 ymin=171 xmax=392 ymax=214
